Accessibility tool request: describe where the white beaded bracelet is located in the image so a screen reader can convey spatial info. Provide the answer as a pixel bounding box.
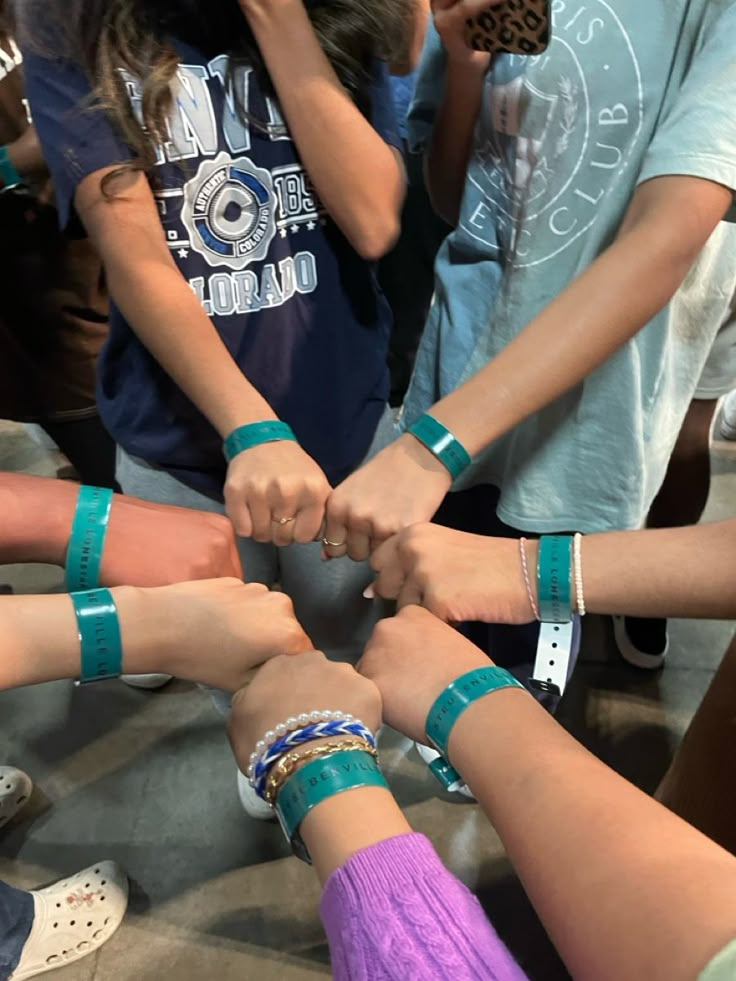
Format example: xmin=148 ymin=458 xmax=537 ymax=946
xmin=573 ymin=532 xmax=586 ymax=617
xmin=246 ymin=710 xmax=353 ymax=779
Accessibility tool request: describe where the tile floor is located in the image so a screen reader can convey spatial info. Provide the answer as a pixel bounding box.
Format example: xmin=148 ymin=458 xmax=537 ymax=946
xmin=1 ymin=421 xmax=734 ymax=980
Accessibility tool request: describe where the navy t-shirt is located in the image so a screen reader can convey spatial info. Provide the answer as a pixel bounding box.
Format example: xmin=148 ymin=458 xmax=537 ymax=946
xmin=24 ymin=43 xmax=400 ymax=496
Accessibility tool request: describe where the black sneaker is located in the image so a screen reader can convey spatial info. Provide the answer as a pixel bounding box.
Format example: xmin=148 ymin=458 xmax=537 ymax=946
xmin=613 ymin=615 xmax=669 ymax=669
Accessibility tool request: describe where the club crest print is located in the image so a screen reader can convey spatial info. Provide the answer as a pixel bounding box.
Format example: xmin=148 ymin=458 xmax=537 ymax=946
xmin=181 ymin=152 xmax=277 ymax=269
xmin=464 ymin=0 xmax=644 ymax=269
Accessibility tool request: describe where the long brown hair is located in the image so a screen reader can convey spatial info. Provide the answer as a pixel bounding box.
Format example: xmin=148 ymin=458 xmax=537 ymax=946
xmin=16 ymin=0 xmax=413 ymax=174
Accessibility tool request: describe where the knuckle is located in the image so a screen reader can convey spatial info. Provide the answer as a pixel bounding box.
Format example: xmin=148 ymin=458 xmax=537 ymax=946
xmin=270 ymin=590 xmax=296 ymax=614
xmin=370 ymin=619 xmax=394 ymax=643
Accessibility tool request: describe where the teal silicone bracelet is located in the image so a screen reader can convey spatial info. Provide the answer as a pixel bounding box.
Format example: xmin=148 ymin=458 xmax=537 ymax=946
xmin=65 ymin=486 xmax=114 ymax=592
xmin=0 ymin=146 xmax=22 ymax=188
xmin=275 ymin=750 xmax=389 ymax=863
xmin=223 ymin=421 xmax=297 ymax=463
xmin=71 ymin=589 xmax=123 ymax=685
xmin=425 ymin=666 xmax=526 ymax=760
xmin=407 ymin=414 xmax=472 ymax=481
xmin=537 ymin=535 xmax=573 ymax=623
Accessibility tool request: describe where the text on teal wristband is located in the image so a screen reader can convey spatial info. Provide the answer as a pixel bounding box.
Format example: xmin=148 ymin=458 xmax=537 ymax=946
xmin=275 ymin=750 xmax=388 ymax=858
xmin=65 ymin=486 xmax=114 ymax=592
xmin=223 ymin=421 xmax=297 ymax=463
xmin=425 ymin=666 xmax=526 ymax=759
xmin=408 ymin=414 xmax=472 ymax=481
xmin=71 ymin=589 xmax=123 ymax=685
xmin=537 ymin=535 xmax=573 ymax=623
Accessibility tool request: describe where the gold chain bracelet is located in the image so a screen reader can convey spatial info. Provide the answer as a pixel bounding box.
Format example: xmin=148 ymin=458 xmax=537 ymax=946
xmin=264 ymin=738 xmax=377 ymax=806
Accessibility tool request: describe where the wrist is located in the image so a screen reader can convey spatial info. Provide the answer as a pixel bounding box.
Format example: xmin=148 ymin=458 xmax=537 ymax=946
xmin=223 ymin=420 xmax=297 ymax=464
xmin=0 ymin=474 xmax=78 ymax=565
xmin=114 ymin=585 xmax=176 ymax=677
xmin=445 ymin=47 xmax=491 ymax=74
xmin=519 ymin=537 xmax=540 ymax=621
xmin=424 ymin=666 xmax=528 ymax=778
xmin=0 ymin=144 xmax=23 ymax=188
xmin=238 ymin=0 xmax=302 ymax=30
xmin=302 ymin=786 xmax=409 ymax=885
xmin=399 ymin=429 xmax=459 ymax=486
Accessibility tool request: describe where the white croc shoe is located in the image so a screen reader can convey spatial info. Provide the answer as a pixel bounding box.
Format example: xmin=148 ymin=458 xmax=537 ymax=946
xmin=237 ymin=770 xmax=276 ymax=821
xmin=119 ymin=674 xmax=172 ymax=690
xmin=0 ymin=767 xmax=33 ymax=830
xmin=415 ymin=743 xmax=476 ymax=801
xmin=720 ymin=391 xmax=736 ymax=440
xmin=10 ymin=860 xmax=128 ymax=980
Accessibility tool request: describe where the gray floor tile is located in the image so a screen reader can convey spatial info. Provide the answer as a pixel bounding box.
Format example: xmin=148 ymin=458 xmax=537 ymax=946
xmin=1 ymin=422 xmax=735 ymax=980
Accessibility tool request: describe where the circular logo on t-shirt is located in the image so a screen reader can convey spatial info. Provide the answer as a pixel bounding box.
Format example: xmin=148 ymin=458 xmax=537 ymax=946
xmin=181 ymin=152 xmax=277 ymax=270
xmin=461 ymin=0 xmax=644 ymax=268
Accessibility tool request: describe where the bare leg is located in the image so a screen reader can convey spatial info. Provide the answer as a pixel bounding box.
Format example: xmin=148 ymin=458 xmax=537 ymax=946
xmin=617 ymin=399 xmax=718 ymax=668
xmin=648 ymin=398 xmax=718 ymax=530
xmin=656 ymin=633 xmax=736 ymax=855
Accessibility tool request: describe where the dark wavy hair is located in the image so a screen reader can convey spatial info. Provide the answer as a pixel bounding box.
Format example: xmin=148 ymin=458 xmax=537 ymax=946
xmin=15 ymin=0 xmax=413 ymax=173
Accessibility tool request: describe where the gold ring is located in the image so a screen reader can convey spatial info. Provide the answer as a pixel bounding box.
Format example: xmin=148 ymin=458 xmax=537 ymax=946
xmin=273 ymin=516 xmax=296 ymax=525
xmin=322 ymin=538 xmax=347 ymax=548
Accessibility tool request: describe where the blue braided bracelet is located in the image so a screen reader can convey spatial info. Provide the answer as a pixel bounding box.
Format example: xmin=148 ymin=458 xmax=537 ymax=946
xmin=250 ymin=719 xmax=377 ymax=798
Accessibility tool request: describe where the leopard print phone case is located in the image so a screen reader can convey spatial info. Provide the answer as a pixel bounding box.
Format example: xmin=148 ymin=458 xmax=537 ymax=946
xmin=465 ymin=0 xmax=550 ymax=55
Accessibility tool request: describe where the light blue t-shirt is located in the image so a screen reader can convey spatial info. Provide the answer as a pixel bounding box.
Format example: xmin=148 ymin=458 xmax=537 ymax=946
xmin=404 ymin=2 xmax=736 ymax=533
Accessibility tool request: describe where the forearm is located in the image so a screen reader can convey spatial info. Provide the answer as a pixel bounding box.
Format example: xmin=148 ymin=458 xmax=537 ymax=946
xmin=430 ymin=215 xmax=699 ymax=455
xmin=6 ymin=124 xmax=48 ymax=181
xmin=449 ymin=692 xmax=736 ymax=981
xmin=106 ymin=258 xmax=276 ymax=436
xmin=515 ymin=522 xmax=736 ymax=620
xmin=390 ymin=0 xmax=431 ymax=75
xmin=0 ymin=472 xmax=77 ymax=565
xmin=0 ymin=587 xmax=170 ymax=689
xmin=243 ymin=0 xmax=404 ymax=260
xmin=580 ymin=521 xmax=736 ymax=619
xmin=319 ymin=829 xmax=525 ymax=981
xmin=301 ymin=786 xmax=412 ymax=885
xmin=425 ymin=57 xmax=488 ymax=225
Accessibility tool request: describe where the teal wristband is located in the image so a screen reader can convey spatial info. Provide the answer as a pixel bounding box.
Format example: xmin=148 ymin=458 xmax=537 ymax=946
xmin=223 ymin=421 xmax=297 ymax=463
xmin=537 ymin=535 xmax=573 ymax=623
xmin=425 ymin=666 xmax=526 ymax=760
xmin=275 ymin=750 xmax=388 ymax=863
xmin=71 ymin=589 xmax=123 ymax=685
xmin=408 ymin=414 xmax=472 ymax=481
xmin=65 ymin=486 xmax=114 ymax=592
xmin=0 ymin=146 xmax=22 ymax=188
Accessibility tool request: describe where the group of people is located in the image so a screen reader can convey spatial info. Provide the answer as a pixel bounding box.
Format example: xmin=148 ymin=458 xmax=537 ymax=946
xmin=2 ymin=0 xmax=736 ymax=978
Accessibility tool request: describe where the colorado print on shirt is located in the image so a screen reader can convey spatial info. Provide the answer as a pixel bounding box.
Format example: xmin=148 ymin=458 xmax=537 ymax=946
xmin=24 ymin=41 xmax=399 ymax=490
xmin=124 ymin=61 xmax=324 ymax=316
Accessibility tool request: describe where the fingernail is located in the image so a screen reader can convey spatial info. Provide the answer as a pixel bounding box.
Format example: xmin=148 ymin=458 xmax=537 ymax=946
xmin=321 ymin=549 xmax=331 ymax=562
xmin=363 ymin=584 xmax=375 ymax=600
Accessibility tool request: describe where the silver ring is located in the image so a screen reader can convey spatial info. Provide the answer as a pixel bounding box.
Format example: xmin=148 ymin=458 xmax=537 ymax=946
xmin=273 ymin=516 xmax=296 ymax=525
xmin=322 ymin=538 xmax=347 ymax=548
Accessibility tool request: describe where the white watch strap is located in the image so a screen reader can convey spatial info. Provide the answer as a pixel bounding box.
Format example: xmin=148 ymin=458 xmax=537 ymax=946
xmin=531 ymin=620 xmax=574 ymax=697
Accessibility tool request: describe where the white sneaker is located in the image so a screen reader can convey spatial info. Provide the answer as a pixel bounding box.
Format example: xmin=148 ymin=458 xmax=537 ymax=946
xmin=119 ymin=674 xmax=172 ymax=690
xmin=415 ymin=743 xmax=476 ymax=800
xmin=0 ymin=767 xmax=33 ymax=830
xmin=720 ymin=391 xmax=736 ymax=440
xmin=236 ymin=770 xmax=276 ymax=821
xmin=10 ymin=860 xmax=128 ymax=980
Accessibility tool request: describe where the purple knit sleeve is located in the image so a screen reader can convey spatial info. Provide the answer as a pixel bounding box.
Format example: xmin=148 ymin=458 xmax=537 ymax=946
xmin=319 ymin=833 xmax=528 ymax=981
